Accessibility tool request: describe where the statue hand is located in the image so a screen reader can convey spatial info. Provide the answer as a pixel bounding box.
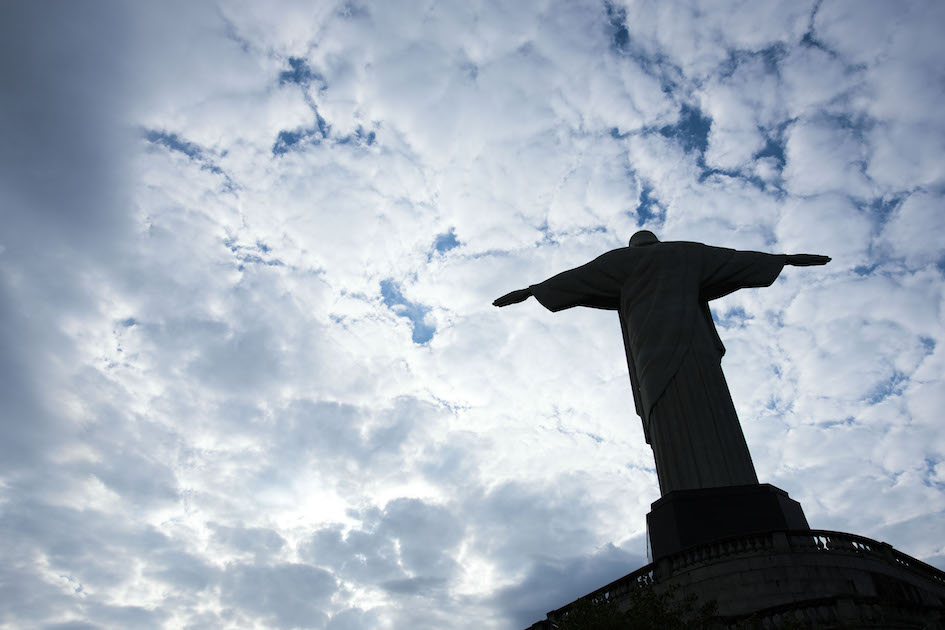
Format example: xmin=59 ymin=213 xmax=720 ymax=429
xmin=786 ymin=254 xmax=831 ymax=266
xmin=493 ymin=288 xmax=533 ymax=307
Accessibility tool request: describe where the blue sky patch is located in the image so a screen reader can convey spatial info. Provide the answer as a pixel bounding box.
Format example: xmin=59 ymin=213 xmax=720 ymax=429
xmin=604 ymin=2 xmax=629 ymax=53
xmin=853 ymin=264 xmax=879 ymax=276
xmin=635 ymin=184 xmax=663 ymax=227
xmin=758 ymin=44 xmax=785 ymax=75
xmin=223 ymin=238 xmax=283 ymax=271
xmin=272 ymin=113 xmax=334 ymax=155
xmin=699 ymin=166 xmax=769 ymax=192
xmin=754 ymin=136 xmax=786 ymax=168
xmin=275 ymin=56 xmax=331 ymax=153
xmin=272 ymin=129 xmax=307 ymax=155
xmin=713 ymin=306 xmax=752 ymax=328
xmin=279 ymin=57 xmax=319 ymax=87
xmin=864 ymin=195 xmax=903 ymax=232
xmin=380 ymin=279 xmax=435 ymax=344
xmin=819 ymin=416 xmax=856 ymax=429
xmin=145 ymin=129 xmax=232 ymax=188
xmin=336 ymin=126 xmax=377 ymax=147
xmin=235 ymin=253 xmax=284 ymax=271
xmin=460 ymin=61 xmax=479 ymax=81
xmin=145 ymin=129 xmax=221 ymax=176
xmin=145 ymin=130 xmax=204 ymax=159
xmin=719 ymin=44 xmax=786 ymax=79
xmin=864 ymin=371 xmax=907 ymax=404
xmin=660 ymin=104 xmax=711 ymax=155
xmin=433 ymin=228 xmax=460 ymax=254
xmin=536 ymin=221 xmax=558 ymax=246
xmin=272 ymin=127 xmax=321 ymax=155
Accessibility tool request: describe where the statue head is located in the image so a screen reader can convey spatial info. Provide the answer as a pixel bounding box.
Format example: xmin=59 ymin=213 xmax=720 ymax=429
xmin=629 ymin=230 xmax=659 ymax=247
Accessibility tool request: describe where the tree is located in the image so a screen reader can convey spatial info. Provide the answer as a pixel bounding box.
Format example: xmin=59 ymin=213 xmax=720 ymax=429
xmin=553 ymin=576 xmax=717 ymax=630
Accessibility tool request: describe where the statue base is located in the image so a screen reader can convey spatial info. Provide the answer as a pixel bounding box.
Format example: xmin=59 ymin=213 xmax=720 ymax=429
xmin=647 ymin=483 xmax=809 ymax=561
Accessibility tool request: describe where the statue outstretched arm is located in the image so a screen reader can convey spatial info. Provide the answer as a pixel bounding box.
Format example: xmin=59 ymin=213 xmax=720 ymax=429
xmin=699 ymin=247 xmax=829 ymax=302
xmin=493 ymin=287 xmax=533 ymax=307
xmin=495 ymin=250 xmax=626 ymax=311
xmin=785 ymin=254 xmax=831 ymax=266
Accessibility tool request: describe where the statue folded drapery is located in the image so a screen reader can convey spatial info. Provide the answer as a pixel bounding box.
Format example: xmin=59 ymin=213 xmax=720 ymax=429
xmin=494 ymin=231 xmax=830 ymax=496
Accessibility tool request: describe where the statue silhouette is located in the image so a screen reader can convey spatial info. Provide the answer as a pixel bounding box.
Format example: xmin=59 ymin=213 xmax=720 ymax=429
xmin=494 ymin=231 xmax=830 ymax=495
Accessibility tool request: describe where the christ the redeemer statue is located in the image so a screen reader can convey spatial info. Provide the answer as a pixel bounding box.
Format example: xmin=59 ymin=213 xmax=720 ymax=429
xmin=493 ymin=231 xmax=830 ymax=496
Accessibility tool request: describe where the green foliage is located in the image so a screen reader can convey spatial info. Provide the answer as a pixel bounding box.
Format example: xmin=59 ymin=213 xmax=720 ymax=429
xmin=551 ymin=577 xmax=810 ymax=630
xmin=728 ymin=614 xmax=806 ymax=630
xmin=553 ymin=576 xmax=717 ymax=630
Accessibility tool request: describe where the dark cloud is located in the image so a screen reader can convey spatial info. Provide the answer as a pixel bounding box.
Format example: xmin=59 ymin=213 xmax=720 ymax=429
xmin=280 ymin=400 xmax=364 ymax=458
xmin=146 ymin=550 xmax=218 ymax=592
xmin=0 ymin=497 xmax=196 ymax=627
xmin=82 ymin=603 xmax=167 ymax=630
xmin=0 ymin=294 xmax=62 ymax=471
xmin=378 ymin=498 xmax=464 ymax=579
xmin=301 ymin=497 xmax=463 ymax=592
xmin=0 ymin=1 xmax=136 ymax=258
xmin=45 ymin=623 xmax=104 ymax=630
xmin=418 ymin=439 xmax=483 ymax=489
xmin=491 ymin=543 xmax=646 ymax=629
xmin=187 ymin=323 xmax=286 ymax=392
xmin=0 ymin=0 xmax=143 ymax=481
xmin=301 ymin=524 xmax=402 ymax=584
xmin=221 ymin=563 xmax=336 ymax=629
xmin=209 ymin=522 xmax=287 ymax=558
xmin=262 ymin=396 xmax=427 ymax=482
xmin=380 ymin=576 xmax=448 ymax=595
xmin=325 ymin=608 xmax=382 ymax=630
xmin=0 ymin=500 xmax=172 ymax=588
xmin=82 ymin=450 xmax=180 ymax=507
xmin=0 ymin=565 xmax=76 ymax=628
xmin=468 ymin=479 xmax=602 ymax=573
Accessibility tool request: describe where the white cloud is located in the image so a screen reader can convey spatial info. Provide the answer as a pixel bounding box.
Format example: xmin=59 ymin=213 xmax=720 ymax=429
xmin=776 ymin=193 xmax=872 ymax=268
xmin=3 ymin=0 xmax=945 ymax=628
xmin=700 ymin=55 xmax=782 ymax=170
xmin=879 ymin=191 xmax=945 ymax=269
xmin=782 ymin=117 xmax=874 ymax=198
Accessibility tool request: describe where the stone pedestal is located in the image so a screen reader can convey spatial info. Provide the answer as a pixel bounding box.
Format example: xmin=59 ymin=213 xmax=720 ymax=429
xmin=646 ymin=483 xmax=809 ymax=561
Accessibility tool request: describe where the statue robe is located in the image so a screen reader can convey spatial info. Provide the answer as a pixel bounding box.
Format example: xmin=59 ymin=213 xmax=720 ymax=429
xmin=530 ymin=241 xmax=786 ymax=495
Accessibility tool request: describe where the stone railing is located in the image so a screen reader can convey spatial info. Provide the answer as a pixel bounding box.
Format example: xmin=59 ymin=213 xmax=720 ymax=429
xmin=666 ymin=529 xmax=778 ymax=572
xmin=527 ymin=529 xmax=945 ymax=629
xmin=539 ymin=561 xmax=654 ymax=626
xmin=788 ymin=529 xmax=878 ymax=554
xmin=788 ymin=529 xmax=945 ymax=587
xmin=661 ymin=528 xmax=945 ymax=583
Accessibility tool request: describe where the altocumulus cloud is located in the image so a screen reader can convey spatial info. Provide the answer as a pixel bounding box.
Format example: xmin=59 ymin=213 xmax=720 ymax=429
xmin=1 ymin=1 xmax=944 ymax=628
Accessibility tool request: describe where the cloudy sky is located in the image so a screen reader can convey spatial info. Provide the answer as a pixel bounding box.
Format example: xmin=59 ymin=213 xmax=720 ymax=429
xmin=2 ymin=1 xmax=944 ymax=628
